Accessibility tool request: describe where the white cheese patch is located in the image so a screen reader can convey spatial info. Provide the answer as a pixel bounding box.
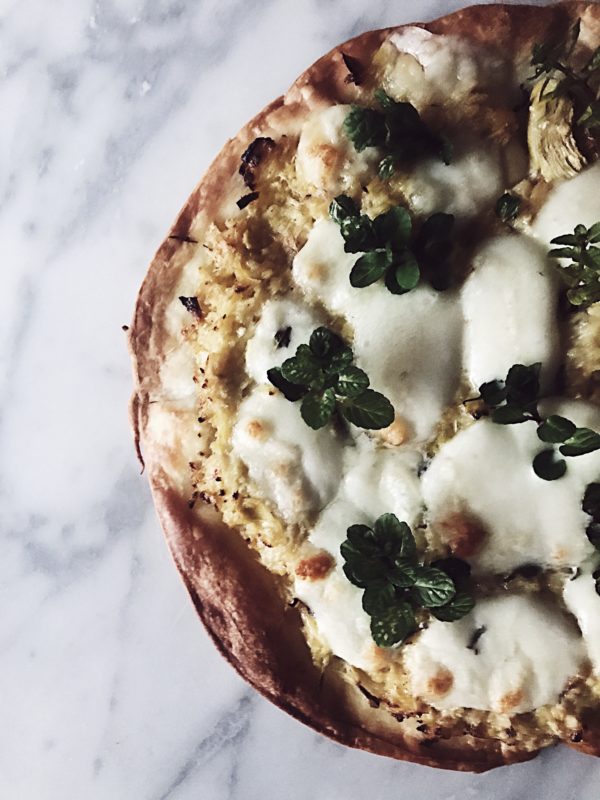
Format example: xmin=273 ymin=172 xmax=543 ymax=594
xmin=405 ymin=594 xmax=585 ymax=712
xmin=245 ymin=298 xmax=324 ymax=385
xmin=531 ymin=163 xmax=600 ymax=247
xmin=406 ymin=141 xmax=526 ymax=219
xmin=296 ymin=105 xmax=379 ymax=195
xmin=295 ymin=440 xmax=423 ymax=670
xmin=292 ymin=219 xmax=463 ymax=442
xmin=385 ymin=27 xmax=516 ymax=109
xmin=231 ymin=387 xmax=343 ymax=523
xmin=461 ymin=234 xmax=559 ymax=390
xmin=564 ymin=567 xmax=600 ymax=676
xmin=422 ymin=399 xmax=600 ymax=575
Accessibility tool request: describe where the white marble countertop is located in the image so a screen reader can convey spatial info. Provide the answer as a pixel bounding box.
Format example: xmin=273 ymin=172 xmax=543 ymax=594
xmin=3 ymin=0 xmax=600 ymax=797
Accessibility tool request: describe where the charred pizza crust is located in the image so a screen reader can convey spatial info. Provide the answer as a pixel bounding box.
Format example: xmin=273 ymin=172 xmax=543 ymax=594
xmin=129 ymin=2 xmax=600 ymax=771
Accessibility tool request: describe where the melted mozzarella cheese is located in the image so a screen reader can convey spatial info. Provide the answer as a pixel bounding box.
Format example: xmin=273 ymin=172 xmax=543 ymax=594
xmin=563 ymin=567 xmax=600 ymax=676
xmin=231 ymin=387 xmax=343 ymax=523
xmin=404 ymin=594 xmax=585 ymax=712
xmin=245 ymin=298 xmax=324 ymax=385
xmin=384 ymin=27 xmax=515 ymax=109
xmin=295 ymin=440 xmax=423 ymax=670
xmin=292 ymin=219 xmax=463 ymax=442
xmin=422 ymin=400 xmax=600 ymax=575
xmin=406 ymin=141 xmax=526 ymax=218
xmin=461 ymin=234 xmax=559 ymax=390
xmin=531 ymin=163 xmax=600 ymax=246
xmin=296 ymin=105 xmax=379 ymax=195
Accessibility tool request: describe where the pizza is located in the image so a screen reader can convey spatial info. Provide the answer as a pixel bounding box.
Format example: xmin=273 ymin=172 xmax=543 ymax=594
xmin=129 ymin=1 xmax=600 ymax=772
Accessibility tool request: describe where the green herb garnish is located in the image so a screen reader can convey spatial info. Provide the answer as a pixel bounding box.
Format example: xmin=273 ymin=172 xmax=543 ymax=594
xmin=478 ymin=363 xmax=600 ymax=480
xmin=531 ymin=19 xmax=600 ymax=131
xmin=583 ymin=482 xmax=600 ymax=551
xmin=329 ymin=195 xmax=454 ymax=294
xmin=340 ymin=514 xmax=474 ymax=647
xmin=549 ymin=222 xmax=600 ymax=307
xmin=495 ymin=193 xmax=521 ymax=223
xmin=267 ymin=327 xmax=394 ymax=431
xmin=343 ymin=89 xmax=451 ymax=178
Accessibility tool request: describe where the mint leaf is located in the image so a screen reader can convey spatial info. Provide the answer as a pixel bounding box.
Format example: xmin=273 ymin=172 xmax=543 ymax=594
xmin=362 ymin=582 xmax=397 ymax=615
xmin=341 ymin=390 xmax=395 ymax=430
xmin=586 ymin=521 xmax=600 ymax=551
xmin=479 ymin=379 xmax=507 ymax=407
xmin=373 ymin=205 xmax=412 ymax=250
xmin=340 ymin=214 xmax=377 ymax=253
xmin=329 ymin=195 xmax=359 ymax=225
xmin=280 ymin=348 xmax=321 ymax=386
xmin=431 ymin=592 xmax=475 ymax=621
xmin=300 ymin=389 xmax=336 ymax=429
xmin=410 ymin=567 xmax=456 ymax=608
xmin=343 ymin=106 xmax=386 ymax=151
xmin=393 ymin=252 xmax=420 ymax=291
xmin=537 ymin=415 xmax=577 ymax=443
xmin=350 ymin=249 xmax=392 ymax=287
xmin=495 ymin=193 xmax=521 ymax=223
xmin=533 ymin=448 xmax=567 ymax=480
xmin=335 ymin=366 xmax=370 ymax=398
xmin=266 ymin=367 xmax=307 ymax=401
xmin=491 ymin=405 xmax=530 ymax=424
xmin=309 ymin=326 xmax=344 ymax=359
xmin=560 ymin=428 xmax=600 ymax=456
xmin=370 ymin=603 xmax=416 ymax=647
xmin=372 ymin=514 xmax=415 ymax=558
xmin=505 ymin=362 xmax=541 ymax=409
xmin=583 ymin=483 xmax=600 ymax=519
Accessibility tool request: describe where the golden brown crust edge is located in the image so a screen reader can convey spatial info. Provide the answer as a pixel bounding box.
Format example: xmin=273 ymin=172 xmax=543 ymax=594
xmin=129 ymin=2 xmax=600 ymax=772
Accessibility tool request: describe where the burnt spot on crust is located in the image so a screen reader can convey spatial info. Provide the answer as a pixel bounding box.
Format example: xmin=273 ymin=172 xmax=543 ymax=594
xmin=237 ymin=191 xmax=259 ymax=210
xmin=178 ymin=296 xmax=202 ymax=318
xmin=498 ymin=689 xmax=525 ymax=714
xmin=239 ymin=136 xmax=276 ymax=189
xmin=341 ymin=52 xmax=364 ymax=85
xmin=295 ymin=552 xmax=334 ymax=581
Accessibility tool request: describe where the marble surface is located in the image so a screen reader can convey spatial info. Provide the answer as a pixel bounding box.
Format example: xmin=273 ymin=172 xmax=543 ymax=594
xmin=2 ymin=0 xmax=600 ymax=797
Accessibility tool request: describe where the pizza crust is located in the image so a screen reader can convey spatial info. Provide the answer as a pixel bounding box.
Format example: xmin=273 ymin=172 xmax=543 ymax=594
xmin=129 ymin=2 xmax=600 ymax=771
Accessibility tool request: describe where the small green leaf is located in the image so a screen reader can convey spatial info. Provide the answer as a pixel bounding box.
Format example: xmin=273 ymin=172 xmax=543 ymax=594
xmin=431 ymin=592 xmax=475 ymax=622
xmin=341 ymin=390 xmax=395 ymax=430
xmin=549 ymin=247 xmax=578 ymax=259
xmin=266 ymin=367 xmax=307 ymax=401
xmin=495 ymin=193 xmax=521 ymax=223
xmin=343 ymin=106 xmax=386 ymax=152
xmin=533 ymin=448 xmax=567 ymax=480
xmin=280 ymin=350 xmax=321 ymax=386
xmin=537 ymin=415 xmax=577 ymax=443
xmin=342 ymin=558 xmax=387 ymax=589
xmin=362 ymin=582 xmax=397 ymax=615
xmin=479 ymin=379 xmax=507 ymax=407
xmin=300 ymin=389 xmax=336 ymax=430
xmin=410 ymin=567 xmax=456 ymax=608
xmin=370 ymin=602 xmax=416 ymax=647
xmin=340 ymin=214 xmax=377 ymax=253
xmin=335 ymin=366 xmax=370 ymax=397
xmin=583 ymin=483 xmax=600 ymax=519
xmin=491 ymin=405 xmax=530 ymax=424
xmin=373 ymin=205 xmax=412 ymax=251
xmin=550 ymin=234 xmax=578 ymax=246
xmin=326 ymin=346 xmax=354 ymax=374
xmin=350 ymin=249 xmax=392 ymax=287
xmin=393 ymin=252 xmax=420 ymax=291
xmin=372 ymin=514 xmax=415 ymax=559
xmin=309 ymin=327 xmax=344 ymax=359
xmin=560 ymin=428 xmax=600 ymax=457
xmin=345 ymin=524 xmax=376 ymax=552
xmin=378 ymin=155 xmax=396 ymax=179
xmin=388 ymin=562 xmax=418 ymax=588
xmin=586 ymin=521 xmax=600 ymax=551
xmin=329 ymin=194 xmax=359 ymax=225
xmin=505 ymin=362 xmax=541 ymax=409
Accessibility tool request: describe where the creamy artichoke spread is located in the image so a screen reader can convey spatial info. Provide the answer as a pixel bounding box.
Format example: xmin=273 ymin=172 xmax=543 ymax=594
xmin=220 ymin=27 xmax=600 ymax=716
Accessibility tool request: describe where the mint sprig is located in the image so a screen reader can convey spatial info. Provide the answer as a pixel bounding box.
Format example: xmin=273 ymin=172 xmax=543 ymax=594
xmin=340 ymin=514 xmax=474 ymax=647
xmin=329 ymin=195 xmax=454 ymax=294
xmin=267 ymin=327 xmax=394 ymax=431
xmin=549 ymin=222 xmax=600 ymax=308
xmin=583 ymin=482 xmax=600 ymax=552
xmin=477 ymin=363 xmax=600 ymax=480
xmin=343 ymin=89 xmax=451 ymax=177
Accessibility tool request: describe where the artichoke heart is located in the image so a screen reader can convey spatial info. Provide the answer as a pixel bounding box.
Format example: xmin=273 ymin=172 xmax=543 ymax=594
xmin=528 ymin=79 xmax=587 ymax=182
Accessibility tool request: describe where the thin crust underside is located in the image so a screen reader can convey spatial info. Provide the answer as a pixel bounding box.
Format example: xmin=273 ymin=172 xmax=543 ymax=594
xmin=130 ymin=2 xmax=600 ymax=772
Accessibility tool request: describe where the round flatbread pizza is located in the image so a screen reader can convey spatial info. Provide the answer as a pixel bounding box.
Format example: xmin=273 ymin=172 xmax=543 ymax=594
xmin=130 ymin=1 xmax=600 ymax=772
